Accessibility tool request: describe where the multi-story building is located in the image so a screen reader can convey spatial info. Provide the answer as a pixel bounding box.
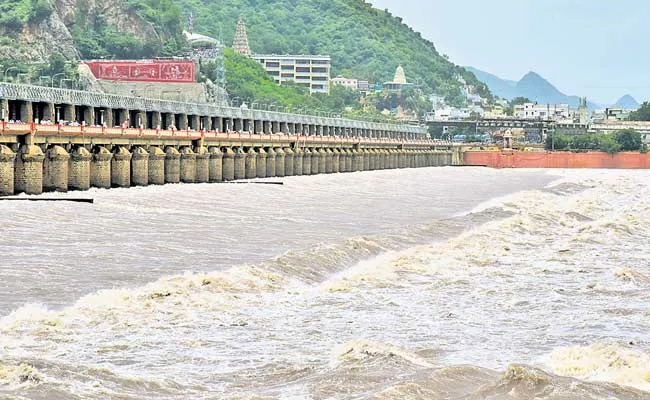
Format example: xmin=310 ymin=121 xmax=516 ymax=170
xmin=514 ymin=103 xmax=570 ymax=120
xmin=252 ymin=55 xmax=331 ymax=94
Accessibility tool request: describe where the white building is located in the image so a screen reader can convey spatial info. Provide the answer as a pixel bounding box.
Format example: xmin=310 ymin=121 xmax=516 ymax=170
xmin=514 ymin=103 xmax=570 ymax=120
xmin=252 ymin=55 xmax=331 ymax=94
xmin=331 ymin=75 xmax=358 ymax=90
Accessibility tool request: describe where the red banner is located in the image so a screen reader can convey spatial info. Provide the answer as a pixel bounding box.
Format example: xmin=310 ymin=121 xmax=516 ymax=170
xmin=85 ymin=60 xmax=196 ymax=83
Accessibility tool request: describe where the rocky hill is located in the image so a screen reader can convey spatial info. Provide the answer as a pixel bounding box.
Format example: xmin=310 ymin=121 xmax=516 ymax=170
xmin=0 ymin=0 xmax=490 ymax=106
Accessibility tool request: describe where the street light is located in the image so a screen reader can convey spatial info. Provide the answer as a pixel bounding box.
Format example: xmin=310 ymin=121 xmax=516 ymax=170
xmin=52 ymin=73 xmax=65 ymax=87
xmin=4 ymin=67 xmax=18 ymax=81
xmin=38 ymin=76 xmax=51 ymax=86
xmin=60 ymin=78 xmax=72 ymax=88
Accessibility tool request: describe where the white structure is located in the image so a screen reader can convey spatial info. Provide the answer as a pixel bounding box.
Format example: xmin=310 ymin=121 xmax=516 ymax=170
xmin=252 ymin=55 xmax=331 ymax=94
xmin=514 ymin=103 xmax=570 ymax=120
xmin=427 ymin=107 xmax=470 ymax=121
xmin=331 ymin=75 xmax=358 ymax=90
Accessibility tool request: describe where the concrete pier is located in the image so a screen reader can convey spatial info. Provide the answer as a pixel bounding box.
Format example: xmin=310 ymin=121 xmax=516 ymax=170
xmin=222 ymin=147 xmax=235 ymax=181
xmin=15 ymin=145 xmax=45 ymax=195
xmin=43 ymin=145 xmax=70 ymax=192
xmin=209 ymin=147 xmax=223 ymax=182
xmin=311 ymin=148 xmax=320 ymax=175
xmin=148 ymin=146 xmax=165 ymax=185
xmin=275 ymin=148 xmax=285 ymax=178
xmin=68 ymin=146 xmax=91 ymax=191
xmin=245 ymin=148 xmax=257 ymax=179
xmin=91 ymin=146 xmax=112 ymax=189
xmin=180 ymin=147 xmax=197 ymax=183
xmin=362 ymin=149 xmax=370 ymax=171
xmin=284 ymin=147 xmax=294 ymax=177
xmin=302 ymin=148 xmax=312 ymax=175
xmin=234 ymin=147 xmax=246 ymax=180
xmin=0 ymin=145 xmax=16 ymax=196
xmin=256 ymin=148 xmax=267 ymax=179
xmin=332 ymin=148 xmax=340 ymax=173
xmin=195 ymin=147 xmax=209 ymax=183
xmin=111 ymin=146 xmax=132 ymax=188
xmin=345 ymin=149 xmax=353 ymax=172
xmin=266 ymin=147 xmax=276 ymax=178
xmin=293 ymin=148 xmax=303 ymax=176
xmin=165 ymin=146 xmax=181 ymax=184
xmin=131 ymin=146 xmax=149 ymax=186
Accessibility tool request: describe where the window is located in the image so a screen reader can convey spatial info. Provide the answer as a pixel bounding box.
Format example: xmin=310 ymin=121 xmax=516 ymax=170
xmin=281 ymin=65 xmax=294 ymax=70
xmin=312 ymin=67 xmax=328 ymax=73
xmin=296 ymin=67 xmax=310 ymax=73
xmin=266 ymin=62 xmax=280 ymax=68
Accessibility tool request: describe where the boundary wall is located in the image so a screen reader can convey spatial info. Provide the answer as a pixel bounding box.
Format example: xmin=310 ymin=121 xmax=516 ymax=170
xmin=464 ymin=151 xmax=650 ymax=169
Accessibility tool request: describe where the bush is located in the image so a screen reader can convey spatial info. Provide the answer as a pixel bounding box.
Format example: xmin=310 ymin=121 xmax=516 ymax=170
xmin=599 ymin=135 xmax=622 ymax=154
xmin=615 ymin=129 xmax=642 ymax=151
xmin=545 ymin=132 xmax=570 ymax=150
xmin=28 ymin=0 xmax=53 ymax=22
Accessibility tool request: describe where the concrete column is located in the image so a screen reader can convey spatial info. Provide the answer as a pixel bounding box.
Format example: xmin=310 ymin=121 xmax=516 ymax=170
xmin=274 ymin=121 xmax=282 ymax=134
xmin=84 ymin=107 xmax=95 ymax=126
xmin=234 ymin=147 xmax=246 ymax=180
xmin=332 ymin=148 xmax=340 ymax=173
xmin=148 ymin=147 xmax=165 ymax=185
xmin=0 ymin=99 xmax=8 ymax=122
xmin=180 ymin=147 xmax=197 ymax=183
xmin=245 ymin=148 xmax=257 ymax=179
xmin=319 ymin=148 xmax=328 ymax=174
xmin=165 ymin=147 xmax=181 ymax=184
xmin=256 ymin=148 xmax=267 ymax=178
xmin=351 ymin=149 xmax=360 ymax=172
xmin=195 ymin=146 xmax=209 ymax=183
xmin=151 ymin=112 xmax=162 ymax=129
xmin=284 ymin=147 xmax=294 ymax=177
xmin=363 ymin=149 xmax=370 ymax=171
xmin=131 ymin=146 xmax=149 ymax=186
xmin=14 ymin=145 xmax=44 ymax=194
xmin=325 ymin=148 xmax=334 ymax=173
xmin=368 ymin=149 xmax=376 ymax=171
xmin=91 ymin=146 xmax=112 ymax=188
xmin=104 ymin=108 xmax=113 ymax=127
xmin=293 ymin=148 xmax=303 ymax=176
xmin=111 ymin=146 xmax=132 ymax=188
xmin=254 ymin=120 xmax=262 ymax=134
xmin=20 ymin=101 xmax=34 ymax=123
xmin=63 ymin=104 xmax=75 ymax=123
xmin=310 ymin=148 xmax=320 ymax=175
xmin=345 ymin=149 xmax=353 ymax=172
xmin=43 ymin=145 xmax=70 ymax=192
xmin=275 ymin=147 xmax=285 ymax=178
xmin=302 ymin=148 xmax=312 ymax=175
xmin=208 ymin=147 xmax=223 ymax=182
xmin=0 ymin=145 xmax=16 ymax=196
xmin=179 ymin=114 xmax=188 ymax=130
xmin=222 ymin=148 xmax=235 ymax=181
xmin=266 ymin=147 xmax=276 ymax=178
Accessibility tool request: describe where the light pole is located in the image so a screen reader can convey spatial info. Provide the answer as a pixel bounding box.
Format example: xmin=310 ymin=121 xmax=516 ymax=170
xmin=4 ymin=67 xmax=18 ymax=82
xmin=61 ymin=78 xmax=72 ymax=89
xmin=52 ymin=73 xmax=65 ymax=87
xmin=38 ymin=76 xmax=51 ymax=86
xmin=17 ymin=73 xmax=30 ymax=84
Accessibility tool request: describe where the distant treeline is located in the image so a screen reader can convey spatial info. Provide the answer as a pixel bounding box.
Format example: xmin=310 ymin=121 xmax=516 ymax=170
xmin=546 ymin=129 xmax=646 ymax=154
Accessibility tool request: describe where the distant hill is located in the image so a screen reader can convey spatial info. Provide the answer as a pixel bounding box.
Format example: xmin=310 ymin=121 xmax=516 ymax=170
xmin=466 ymin=67 xmax=604 ymax=109
xmin=613 ymin=95 xmax=640 ymax=109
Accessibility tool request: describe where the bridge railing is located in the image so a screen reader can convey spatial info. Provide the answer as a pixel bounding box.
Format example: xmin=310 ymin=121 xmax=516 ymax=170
xmin=0 ymin=82 xmax=427 ymax=135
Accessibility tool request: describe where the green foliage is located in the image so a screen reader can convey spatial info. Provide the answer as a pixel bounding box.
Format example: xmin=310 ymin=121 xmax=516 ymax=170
xmin=511 ymin=97 xmax=531 ymax=105
xmin=545 ymin=130 xmax=643 ymax=153
xmin=629 ymin=102 xmax=650 ymax=121
xmin=599 ymin=135 xmax=622 ymax=154
xmin=615 ymin=129 xmax=642 ymax=151
xmin=545 ymin=132 xmax=570 ymax=150
xmin=28 ymin=0 xmax=52 ymax=22
xmin=181 ymin=0 xmax=490 ymax=105
xmin=127 ymin=0 xmax=185 ymax=55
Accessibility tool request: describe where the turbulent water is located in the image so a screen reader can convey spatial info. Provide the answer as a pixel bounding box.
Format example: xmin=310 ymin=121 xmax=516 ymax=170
xmin=1 ymin=167 xmax=650 ymax=399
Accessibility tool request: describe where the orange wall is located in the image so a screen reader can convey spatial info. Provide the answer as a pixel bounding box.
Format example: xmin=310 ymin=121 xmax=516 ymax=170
xmin=464 ymin=151 xmax=650 ymax=169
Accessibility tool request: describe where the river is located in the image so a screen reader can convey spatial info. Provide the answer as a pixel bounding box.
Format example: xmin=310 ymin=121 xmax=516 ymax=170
xmin=1 ymin=167 xmax=649 ymax=399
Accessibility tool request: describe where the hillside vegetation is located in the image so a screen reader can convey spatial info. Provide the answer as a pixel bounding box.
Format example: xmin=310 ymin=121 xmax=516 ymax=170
xmin=0 ymin=0 xmax=492 ymax=108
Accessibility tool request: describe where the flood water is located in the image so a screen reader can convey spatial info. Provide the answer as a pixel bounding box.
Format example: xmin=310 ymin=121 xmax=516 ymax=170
xmin=1 ymin=167 xmax=649 ymax=399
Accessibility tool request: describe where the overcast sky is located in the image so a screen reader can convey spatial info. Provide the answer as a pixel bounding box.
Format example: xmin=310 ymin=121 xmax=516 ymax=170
xmin=368 ymin=0 xmax=648 ymax=104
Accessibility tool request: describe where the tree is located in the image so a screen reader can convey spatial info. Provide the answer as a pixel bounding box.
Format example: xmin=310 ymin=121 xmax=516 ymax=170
xmin=599 ymin=135 xmax=622 ymax=154
xmin=629 ymin=103 xmax=650 ymax=121
xmin=545 ymin=132 xmax=569 ymax=151
xmin=615 ymin=129 xmax=642 ymax=151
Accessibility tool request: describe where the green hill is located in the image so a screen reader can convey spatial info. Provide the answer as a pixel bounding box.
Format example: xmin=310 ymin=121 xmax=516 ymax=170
xmin=0 ymin=0 xmax=492 ymax=107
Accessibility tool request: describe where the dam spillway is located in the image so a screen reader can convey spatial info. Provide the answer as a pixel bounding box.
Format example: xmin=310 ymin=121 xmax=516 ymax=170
xmin=0 ymin=83 xmax=453 ymax=195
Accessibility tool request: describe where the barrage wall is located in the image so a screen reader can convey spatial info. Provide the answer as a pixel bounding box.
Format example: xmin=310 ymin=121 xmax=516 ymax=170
xmin=464 ymin=151 xmax=650 ymax=169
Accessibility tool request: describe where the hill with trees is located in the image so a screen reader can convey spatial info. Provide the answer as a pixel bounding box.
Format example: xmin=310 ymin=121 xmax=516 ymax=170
xmin=0 ymin=0 xmax=491 ymax=108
